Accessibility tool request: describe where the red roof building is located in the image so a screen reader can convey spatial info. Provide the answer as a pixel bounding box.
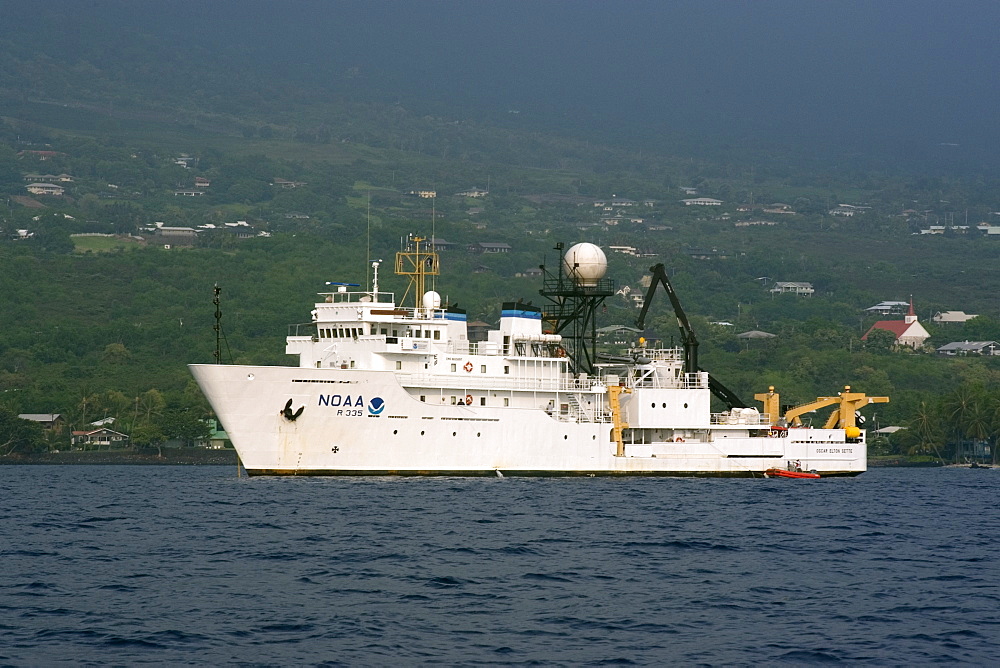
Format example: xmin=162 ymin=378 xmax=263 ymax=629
xmin=862 ymin=298 xmax=930 ymax=349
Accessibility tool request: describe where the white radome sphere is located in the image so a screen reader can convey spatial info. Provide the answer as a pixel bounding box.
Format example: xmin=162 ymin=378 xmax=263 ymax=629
xmin=563 ymin=243 xmax=607 ymax=287
xmin=422 ymin=290 xmax=442 ymax=310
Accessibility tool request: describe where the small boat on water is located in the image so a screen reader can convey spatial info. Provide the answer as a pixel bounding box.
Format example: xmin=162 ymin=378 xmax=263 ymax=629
xmin=765 ymin=468 xmax=821 ymax=479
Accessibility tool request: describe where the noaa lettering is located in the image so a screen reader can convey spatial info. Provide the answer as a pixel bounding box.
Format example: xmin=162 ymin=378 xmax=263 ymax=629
xmin=318 ymin=394 xmax=365 ymax=407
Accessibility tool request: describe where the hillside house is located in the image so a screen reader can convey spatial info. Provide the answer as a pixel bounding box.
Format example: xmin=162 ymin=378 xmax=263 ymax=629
xmin=152 ymin=224 xmax=198 ymax=246
xmin=407 ymin=189 xmax=437 ymax=199
xmin=682 ymin=198 xmax=723 ymax=206
xmin=936 ymin=341 xmax=999 ymax=356
xmin=72 ymin=428 xmax=129 ymax=449
xmin=866 ymin=301 xmax=910 ymax=316
xmin=862 ymin=299 xmax=930 ymax=349
xmin=770 ymin=281 xmax=814 ymax=296
xmin=829 ymin=205 xmax=857 ymax=216
xmin=174 ymin=190 xmax=205 ymax=197
xmin=24 ymin=173 xmax=75 ymax=183
xmin=18 ymin=150 xmax=64 ymax=160
xmin=932 ymin=311 xmax=978 ymax=324
xmin=468 ymin=242 xmax=511 ymax=254
xmin=686 ymin=248 xmax=731 ymax=260
xmin=25 ymin=183 xmax=64 ymax=196
xmin=427 ymin=237 xmax=457 ymax=251
xmin=19 ymin=414 xmax=64 ymax=430
xmin=455 ymin=187 xmax=488 ymax=198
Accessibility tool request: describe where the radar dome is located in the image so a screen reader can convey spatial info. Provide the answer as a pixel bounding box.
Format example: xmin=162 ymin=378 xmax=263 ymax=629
xmin=562 ymin=243 xmax=607 ymax=287
xmin=422 ymin=290 xmax=442 ymax=310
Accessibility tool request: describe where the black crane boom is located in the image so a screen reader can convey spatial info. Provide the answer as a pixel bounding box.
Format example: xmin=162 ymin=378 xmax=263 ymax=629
xmin=635 ymin=264 xmax=747 ymax=409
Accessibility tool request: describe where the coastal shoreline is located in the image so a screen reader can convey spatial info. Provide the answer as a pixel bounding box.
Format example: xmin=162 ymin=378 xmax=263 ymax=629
xmin=1 ymin=449 xmax=239 ymax=466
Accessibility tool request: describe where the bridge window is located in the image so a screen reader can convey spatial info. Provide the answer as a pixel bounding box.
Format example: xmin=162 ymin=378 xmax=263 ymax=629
xmin=433 ymin=330 xmax=441 ymax=340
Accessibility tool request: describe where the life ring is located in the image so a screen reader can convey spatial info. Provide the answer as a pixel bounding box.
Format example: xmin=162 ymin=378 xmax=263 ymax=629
xmin=463 ymin=361 xmax=474 ymax=373
xmin=675 ymin=436 xmax=685 ymax=442
xmin=465 ymin=394 xmax=473 ymax=405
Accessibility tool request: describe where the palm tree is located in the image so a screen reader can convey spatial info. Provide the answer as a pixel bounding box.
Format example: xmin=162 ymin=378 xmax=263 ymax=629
xmin=909 ymin=400 xmax=946 ymax=461
xmin=942 ymin=385 xmax=985 ymax=462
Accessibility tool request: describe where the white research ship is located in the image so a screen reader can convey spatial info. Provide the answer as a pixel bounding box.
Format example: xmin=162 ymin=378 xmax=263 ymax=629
xmin=190 ymin=239 xmax=887 ymax=477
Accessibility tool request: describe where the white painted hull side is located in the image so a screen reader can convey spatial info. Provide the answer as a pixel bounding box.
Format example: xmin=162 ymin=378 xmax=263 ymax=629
xmin=190 ymin=364 xmax=867 ymax=477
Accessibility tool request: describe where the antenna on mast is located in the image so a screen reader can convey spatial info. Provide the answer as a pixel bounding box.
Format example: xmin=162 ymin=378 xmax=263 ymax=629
xmin=212 ymin=284 xmax=232 ymax=364
xmin=431 ymin=194 xmax=437 ymax=293
xmin=366 ymin=190 xmax=371 ymax=290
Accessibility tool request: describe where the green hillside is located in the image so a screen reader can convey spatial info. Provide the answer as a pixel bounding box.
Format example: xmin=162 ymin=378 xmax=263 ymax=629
xmin=2 ymin=23 xmax=999 ymax=462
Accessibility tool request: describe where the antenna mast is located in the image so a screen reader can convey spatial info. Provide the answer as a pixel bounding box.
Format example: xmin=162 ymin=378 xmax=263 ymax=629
xmin=213 ymin=285 xmax=222 ymax=364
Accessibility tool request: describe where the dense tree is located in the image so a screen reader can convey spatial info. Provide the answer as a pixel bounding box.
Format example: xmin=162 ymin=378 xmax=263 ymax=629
xmin=0 ymin=407 xmax=45 ymax=455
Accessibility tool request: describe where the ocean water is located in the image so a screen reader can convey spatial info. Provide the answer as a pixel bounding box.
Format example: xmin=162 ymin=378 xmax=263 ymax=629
xmin=0 ymin=466 xmax=996 ymax=666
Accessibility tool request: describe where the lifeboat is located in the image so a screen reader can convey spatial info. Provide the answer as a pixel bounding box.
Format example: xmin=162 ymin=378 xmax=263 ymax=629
xmin=765 ymin=468 xmax=821 ymax=479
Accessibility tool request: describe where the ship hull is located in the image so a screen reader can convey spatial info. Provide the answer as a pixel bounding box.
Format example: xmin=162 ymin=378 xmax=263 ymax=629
xmin=190 ymin=364 xmax=867 ymax=478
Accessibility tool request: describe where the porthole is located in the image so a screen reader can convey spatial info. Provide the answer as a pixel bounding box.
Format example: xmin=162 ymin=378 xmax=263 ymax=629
xmin=684 ymin=403 xmax=688 ymax=408
xmin=477 ymin=432 xmax=481 ymax=437
xmin=393 ymin=430 xmax=398 ymax=435
xmin=564 ymin=435 xmax=568 ymax=440
xmin=452 ymin=432 xmax=457 ymax=436
xmin=662 ymin=402 xmax=666 ymax=408
xmin=420 ymin=430 xmax=425 ymax=436
xmin=651 ymin=403 xmax=655 ymax=408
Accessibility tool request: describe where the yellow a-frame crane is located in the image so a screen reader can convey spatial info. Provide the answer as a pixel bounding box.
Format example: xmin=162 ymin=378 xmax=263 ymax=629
xmin=755 ymin=385 xmax=889 ymax=432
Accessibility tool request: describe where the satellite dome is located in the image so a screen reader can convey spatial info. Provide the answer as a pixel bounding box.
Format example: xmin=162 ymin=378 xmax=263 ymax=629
xmin=562 ymin=243 xmax=607 ymax=287
xmin=422 ymin=290 xmax=442 ymax=310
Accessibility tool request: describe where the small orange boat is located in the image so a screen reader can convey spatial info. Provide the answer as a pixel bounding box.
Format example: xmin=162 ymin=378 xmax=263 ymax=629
xmin=765 ymin=468 xmax=821 ymax=479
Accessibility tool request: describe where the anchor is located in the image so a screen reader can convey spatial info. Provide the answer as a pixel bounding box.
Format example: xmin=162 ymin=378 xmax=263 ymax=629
xmin=281 ymin=398 xmax=304 ymax=421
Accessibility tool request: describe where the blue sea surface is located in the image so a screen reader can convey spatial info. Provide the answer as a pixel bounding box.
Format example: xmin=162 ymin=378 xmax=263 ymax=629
xmin=0 ymin=466 xmax=997 ymax=665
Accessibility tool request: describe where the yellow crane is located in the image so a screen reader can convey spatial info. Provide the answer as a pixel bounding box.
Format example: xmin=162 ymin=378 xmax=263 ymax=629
xmin=755 ymin=385 xmax=889 ymax=437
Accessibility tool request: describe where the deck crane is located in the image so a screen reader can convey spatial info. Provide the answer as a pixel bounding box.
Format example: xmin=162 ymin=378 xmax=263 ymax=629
xmin=635 ymin=263 xmax=748 ymax=409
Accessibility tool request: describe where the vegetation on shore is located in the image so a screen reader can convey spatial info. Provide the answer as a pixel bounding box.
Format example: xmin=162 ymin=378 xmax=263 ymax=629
xmin=1 ymin=27 xmax=999 ymax=464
